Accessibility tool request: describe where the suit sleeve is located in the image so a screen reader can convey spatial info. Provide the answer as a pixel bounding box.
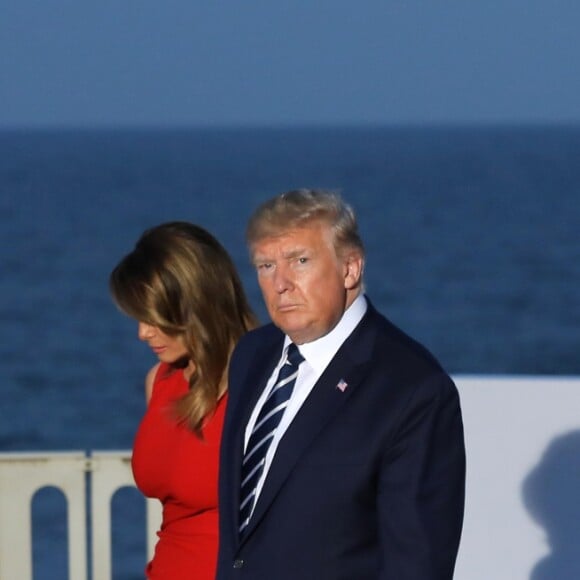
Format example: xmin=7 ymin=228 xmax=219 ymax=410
xmin=377 ymin=372 xmax=466 ymax=580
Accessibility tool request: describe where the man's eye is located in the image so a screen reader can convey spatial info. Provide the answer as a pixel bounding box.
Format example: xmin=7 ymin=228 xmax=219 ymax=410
xmin=298 ymin=257 xmax=308 ymax=264
xmin=257 ymin=263 xmax=272 ymax=271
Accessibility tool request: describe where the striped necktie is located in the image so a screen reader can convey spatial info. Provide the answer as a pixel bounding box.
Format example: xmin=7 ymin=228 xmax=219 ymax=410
xmin=239 ymin=343 xmax=304 ymax=536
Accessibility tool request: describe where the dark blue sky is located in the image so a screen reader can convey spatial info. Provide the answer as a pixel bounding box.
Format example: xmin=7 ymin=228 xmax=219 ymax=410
xmin=2 ymin=1 xmax=579 ymax=127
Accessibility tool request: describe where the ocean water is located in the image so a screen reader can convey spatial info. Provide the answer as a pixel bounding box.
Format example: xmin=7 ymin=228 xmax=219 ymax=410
xmin=1 ymin=125 xmax=579 ymax=578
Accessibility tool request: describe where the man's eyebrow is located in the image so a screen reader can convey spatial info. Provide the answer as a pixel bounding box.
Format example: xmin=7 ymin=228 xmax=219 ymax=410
xmin=253 ymin=247 xmax=310 ymax=262
xmin=252 ymin=254 xmax=273 ymax=265
xmin=281 ymin=248 xmax=308 ymax=259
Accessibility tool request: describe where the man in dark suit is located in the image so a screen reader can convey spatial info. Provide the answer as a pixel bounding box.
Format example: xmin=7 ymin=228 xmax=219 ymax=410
xmin=217 ymin=189 xmax=465 ymax=579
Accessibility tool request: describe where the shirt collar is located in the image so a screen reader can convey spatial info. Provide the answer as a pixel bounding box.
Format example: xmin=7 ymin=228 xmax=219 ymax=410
xmin=283 ymin=293 xmax=368 ymax=374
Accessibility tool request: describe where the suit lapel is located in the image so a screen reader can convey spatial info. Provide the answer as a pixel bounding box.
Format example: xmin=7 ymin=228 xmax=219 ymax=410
xmin=242 ymin=307 xmax=378 ymax=541
xmin=230 ymin=332 xmax=284 ymax=542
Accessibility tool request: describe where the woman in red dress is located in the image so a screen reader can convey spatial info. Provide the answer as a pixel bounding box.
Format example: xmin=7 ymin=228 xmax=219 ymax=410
xmin=110 ymin=222 xmax=257 ymax=579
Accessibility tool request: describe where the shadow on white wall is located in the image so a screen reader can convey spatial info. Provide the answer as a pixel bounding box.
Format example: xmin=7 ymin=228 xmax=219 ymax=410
xmin=523 ymin=430 xmax=580 ymax=580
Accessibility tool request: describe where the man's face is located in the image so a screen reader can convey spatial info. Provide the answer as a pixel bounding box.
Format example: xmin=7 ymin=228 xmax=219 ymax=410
xmin=251 ymin=221 xmax=363 ymax=344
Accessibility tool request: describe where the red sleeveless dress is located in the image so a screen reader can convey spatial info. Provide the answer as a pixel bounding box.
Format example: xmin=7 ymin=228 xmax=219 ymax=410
xmin=132 ymin=363 xmax=227 ymax=579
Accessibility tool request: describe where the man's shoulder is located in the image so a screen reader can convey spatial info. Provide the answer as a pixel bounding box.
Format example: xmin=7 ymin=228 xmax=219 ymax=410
xmin=365 ymin=299 xmax=448 ymax=375
xmin=237 ymin=323 xmax=282 ymax=351
xmin=228 ymin=324 xmax=282 ymax=392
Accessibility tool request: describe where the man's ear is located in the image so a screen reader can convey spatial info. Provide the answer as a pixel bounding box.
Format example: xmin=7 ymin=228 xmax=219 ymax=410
xmin=343 ymin=252 xmax=364 ymax=290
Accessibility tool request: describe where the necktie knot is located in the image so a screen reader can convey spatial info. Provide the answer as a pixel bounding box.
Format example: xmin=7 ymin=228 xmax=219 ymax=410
xmin=286 ymin=343 xmax=304 ymax=367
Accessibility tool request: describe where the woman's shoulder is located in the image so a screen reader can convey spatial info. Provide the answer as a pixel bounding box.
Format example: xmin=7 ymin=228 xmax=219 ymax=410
xmin=145 ymin=362 xmax=185 ymax=404
xmin=144 ymin=363 xmax=161 ymax=403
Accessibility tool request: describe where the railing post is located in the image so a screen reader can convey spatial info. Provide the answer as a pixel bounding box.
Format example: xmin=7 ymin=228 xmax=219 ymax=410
xmin=0 ymin=451 xmax=88 ymax=580
xmin=146 ymin=489 xmax=163 ymax=562
xmin=89 ymin=451 xmax=162 ymax=580
xmin=90 ymin=451 xmax=134 ymax=580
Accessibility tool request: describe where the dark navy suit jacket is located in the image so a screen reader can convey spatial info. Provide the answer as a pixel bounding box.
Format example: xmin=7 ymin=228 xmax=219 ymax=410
xmin=217 ymin=300 xmax=465 ymax=580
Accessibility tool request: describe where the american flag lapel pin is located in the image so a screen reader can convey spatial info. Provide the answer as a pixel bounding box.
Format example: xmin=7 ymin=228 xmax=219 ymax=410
xmin=336 ymin=379 xmax=348 ymax=393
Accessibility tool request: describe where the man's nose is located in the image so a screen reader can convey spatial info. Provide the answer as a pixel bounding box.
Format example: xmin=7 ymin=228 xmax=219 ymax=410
xmin=138 ymin=322 xmax=156 ymax=341
xmin=273 ymin=265 xmax=294 ymax=293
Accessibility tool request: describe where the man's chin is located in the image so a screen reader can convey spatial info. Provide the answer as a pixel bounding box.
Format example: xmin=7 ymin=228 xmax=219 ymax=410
xmin=271 ymin=313 xmax=305 ymax=335
xmin=272 ymin=319 xmax=318 ymax=345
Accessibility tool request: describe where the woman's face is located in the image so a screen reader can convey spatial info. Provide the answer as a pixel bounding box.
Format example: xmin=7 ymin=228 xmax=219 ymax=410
xmin=137 ymin=322 xmax=188 ymax=363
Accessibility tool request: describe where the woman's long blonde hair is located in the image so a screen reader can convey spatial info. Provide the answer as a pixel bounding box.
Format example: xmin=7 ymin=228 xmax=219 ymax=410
xmin=110 ymin=221 xmax=257 ymax=436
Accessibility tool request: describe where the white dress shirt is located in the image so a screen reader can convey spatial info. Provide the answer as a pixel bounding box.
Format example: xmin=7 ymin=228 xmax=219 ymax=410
xmin=244 ymin=293 xmax=368 ymax=510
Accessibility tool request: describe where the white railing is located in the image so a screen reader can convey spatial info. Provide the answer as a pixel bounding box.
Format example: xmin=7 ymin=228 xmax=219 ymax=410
xmin=1 ymin=376 xmax=580 ymax=580
xmin=0 ymin=450 xmax=161 ymax=580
